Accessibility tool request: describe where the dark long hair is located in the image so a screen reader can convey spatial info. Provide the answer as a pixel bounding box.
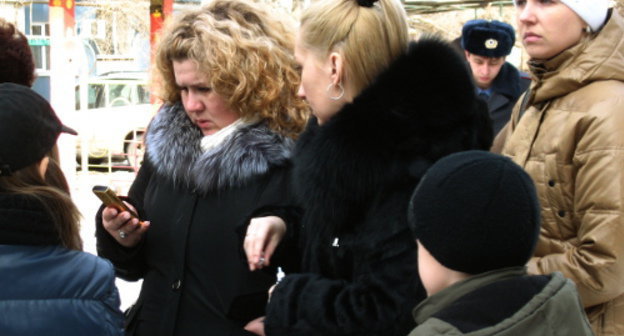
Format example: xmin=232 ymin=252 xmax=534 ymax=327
xmin=0 ymin=146 xmax=82 ymax=250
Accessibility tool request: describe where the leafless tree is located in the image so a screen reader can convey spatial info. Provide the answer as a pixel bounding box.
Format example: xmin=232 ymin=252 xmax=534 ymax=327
xmin=79 ymin=0 xmax=149 ymax=55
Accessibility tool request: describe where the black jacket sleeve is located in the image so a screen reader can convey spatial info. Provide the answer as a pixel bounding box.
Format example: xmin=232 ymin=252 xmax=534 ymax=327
xmin=264 ymin=191 xmax=425 ymax=336
xmin=236 ymin=163 xmax=304 ymax=274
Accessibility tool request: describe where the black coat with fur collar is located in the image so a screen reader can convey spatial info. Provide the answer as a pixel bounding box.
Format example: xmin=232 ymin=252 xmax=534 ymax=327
xmin=264 ymin=38 xmax=493 ymax=336
xmin=96 ymin=104 xmax=298 ymax=336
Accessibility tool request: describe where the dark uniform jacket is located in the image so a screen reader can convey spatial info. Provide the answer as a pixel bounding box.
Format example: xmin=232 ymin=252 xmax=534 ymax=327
xmin=96 ymin=104 xmax=298 ymax=336
xmin=264 ymin=38 xmax=494 ymax=336
xmin=482 ymin=62 xmax=530 ymax=136
xmin=0 ymin=193 xmax=124 ymax=336
xmin=408 ymin=268 xmax=594 ymax=335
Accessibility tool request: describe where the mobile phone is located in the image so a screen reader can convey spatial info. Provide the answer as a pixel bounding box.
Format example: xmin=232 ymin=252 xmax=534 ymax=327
xmin=92 ymin=185 xmax=140 ymax=219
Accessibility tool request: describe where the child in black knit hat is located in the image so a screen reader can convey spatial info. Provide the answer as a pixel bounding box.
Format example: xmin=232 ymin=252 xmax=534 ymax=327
xmin=406 ymin=150 xmax=593 ymax=335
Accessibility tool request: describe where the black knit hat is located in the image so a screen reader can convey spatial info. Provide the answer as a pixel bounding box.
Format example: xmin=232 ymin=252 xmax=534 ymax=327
xmin=408 ymin=150 xmax=540 ymax=275
xmin=461 ymin=20 xmax=515 ymax=58
xmin=0 ymin=83 xmax=77 ymax=176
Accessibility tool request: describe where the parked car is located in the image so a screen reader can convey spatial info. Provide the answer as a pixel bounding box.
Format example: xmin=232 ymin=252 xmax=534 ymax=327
xmin=74 ymin=71 xmax=154 ymax=170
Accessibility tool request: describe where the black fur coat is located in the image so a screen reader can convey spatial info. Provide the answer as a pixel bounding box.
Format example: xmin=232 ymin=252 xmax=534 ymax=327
xmin=264 ymin=38 xmax=493 ymax=336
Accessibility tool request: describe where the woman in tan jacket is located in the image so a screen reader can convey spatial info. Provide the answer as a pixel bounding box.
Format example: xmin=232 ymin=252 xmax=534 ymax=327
xmin=499 ymin=1 xmax=624 ymax=334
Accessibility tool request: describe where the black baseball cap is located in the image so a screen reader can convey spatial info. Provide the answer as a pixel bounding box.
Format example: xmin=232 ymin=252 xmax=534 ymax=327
xmin=0 ymin=83 xmax=77 ymax=176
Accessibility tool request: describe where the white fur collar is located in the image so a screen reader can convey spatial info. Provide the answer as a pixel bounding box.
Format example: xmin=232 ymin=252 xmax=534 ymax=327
xmin=200 ymin=117 xmax=259 ymax=152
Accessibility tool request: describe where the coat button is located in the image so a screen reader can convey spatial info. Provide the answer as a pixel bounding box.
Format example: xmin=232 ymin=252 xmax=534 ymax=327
xmin=172 ymin=280 xmax=182 ymax=291
xmin=558 ymin=210 xmax=565 ymax=218
xmin=548 ymin=179 xmax=555 ymax=187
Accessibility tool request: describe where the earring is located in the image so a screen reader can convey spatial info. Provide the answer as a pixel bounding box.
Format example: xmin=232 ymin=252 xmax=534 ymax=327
xmin=326 ymin=83 xmax=344 ymax=101
xmin=584 ymin=26 xmax=592 ymax=34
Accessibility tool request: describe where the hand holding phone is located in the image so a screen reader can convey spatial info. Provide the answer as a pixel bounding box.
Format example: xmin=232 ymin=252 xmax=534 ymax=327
xmin=94 ymin=185 xmax=148 ymax=246
xmin=92 ymin=185 xmax=140 ymax=219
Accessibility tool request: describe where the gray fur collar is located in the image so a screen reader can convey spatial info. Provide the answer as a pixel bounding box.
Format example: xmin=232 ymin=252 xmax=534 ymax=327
xmin=146 ymin=103 xmax=294 ymax=193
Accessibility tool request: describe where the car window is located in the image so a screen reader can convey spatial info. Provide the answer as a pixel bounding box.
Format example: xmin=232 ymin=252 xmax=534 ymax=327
xmin=88 ymin=84 xmax=106 ymax=109
xmin=138 ymin=84 xmax=150 ymax=104
xmin=109 ymin=84 xmax=133 ymax=107
xmin=75 ymin=74 xmax=150 ymax=111
xmin=75 ymin=85 xmax=80 ymax=110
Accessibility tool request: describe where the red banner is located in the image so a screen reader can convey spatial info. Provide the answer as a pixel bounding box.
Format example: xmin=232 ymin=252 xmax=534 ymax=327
xmin=150 ymin=0 xmax=173 ymax=47
xmin=49 ymin=0 xmax=75 ymax=29
xmin=150 ymin=0 xmax=172 ymax=104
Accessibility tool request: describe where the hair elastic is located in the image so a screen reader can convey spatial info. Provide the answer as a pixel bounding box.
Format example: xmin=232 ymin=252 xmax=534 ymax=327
xmin=356 ymin=0 xmax=378 ymax=7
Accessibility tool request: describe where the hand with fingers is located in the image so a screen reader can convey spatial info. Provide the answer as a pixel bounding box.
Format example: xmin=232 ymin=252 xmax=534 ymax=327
xmin=244 ymin=216 xmax=286 ymax=271
xmin=101 ymin=202 xmax=150 ymax=248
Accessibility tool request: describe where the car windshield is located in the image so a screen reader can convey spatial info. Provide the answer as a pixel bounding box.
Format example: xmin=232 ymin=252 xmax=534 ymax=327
xmin=75 ymin=73 xmax=150 ymax=110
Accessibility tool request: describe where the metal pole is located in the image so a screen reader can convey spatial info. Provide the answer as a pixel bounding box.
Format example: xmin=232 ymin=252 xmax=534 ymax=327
xmin=49 ymin=0 xmax=78 ymax=188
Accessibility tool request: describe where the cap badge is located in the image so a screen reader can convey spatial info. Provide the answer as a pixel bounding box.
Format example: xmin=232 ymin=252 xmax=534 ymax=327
xmin=485 ymin=38 xmax=498 ymax=49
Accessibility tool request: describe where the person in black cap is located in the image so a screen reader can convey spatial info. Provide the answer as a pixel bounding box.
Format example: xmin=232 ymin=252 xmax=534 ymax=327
xmin=461 ymin=19 xmax=530 ymax=135
xmin=0 ymin=18 xmax=72 ymax=192
xmin=0 ymin=83 xmax=124 ymax=335
xmin=406 ymin=150 xmax=593 ymax=335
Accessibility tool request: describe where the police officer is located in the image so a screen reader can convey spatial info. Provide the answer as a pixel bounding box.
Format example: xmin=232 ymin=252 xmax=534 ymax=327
xmin=461 ymin=19 xmax=530 ymax=135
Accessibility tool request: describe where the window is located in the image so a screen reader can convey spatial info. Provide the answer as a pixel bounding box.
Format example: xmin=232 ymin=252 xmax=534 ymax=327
xmin=138 ymin=85 xmax=150 ymax=104
xmin=31 ymin=23 xmax=50 ymax=36
xmin=31 ymin=45 xmax=50 ymax=70
xmin=75 ymin=73 xmax=150 ymax=111
xmin=109 ymin=84 xmax=133 ymax=106
xmin=88 ymin=84 xmax=106 ymax=109
xmin=75 ymin=85 xmax=80 ymax=110
xmin=29 ymin=23 xmax=51 ymax=71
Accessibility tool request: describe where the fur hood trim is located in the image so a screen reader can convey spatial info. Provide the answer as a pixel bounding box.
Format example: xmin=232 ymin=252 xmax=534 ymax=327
xmin=146 ymin=103 xmax=294 ymax=193
xmin=293 ymin=37 xmax=492 ymax=235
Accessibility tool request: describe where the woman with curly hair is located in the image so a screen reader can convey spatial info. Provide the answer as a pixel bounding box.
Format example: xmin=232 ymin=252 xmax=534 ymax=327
xmin=94 ymin=1 xmax=308 ymax=335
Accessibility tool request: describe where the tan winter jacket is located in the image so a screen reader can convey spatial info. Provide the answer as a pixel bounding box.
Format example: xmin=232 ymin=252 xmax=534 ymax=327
xmin=501 ymin=9 xmax=624 ymax=336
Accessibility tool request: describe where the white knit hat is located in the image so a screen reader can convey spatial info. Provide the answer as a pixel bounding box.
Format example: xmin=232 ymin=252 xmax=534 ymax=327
xmin=560 ymin=0 xmax=609 ymax=32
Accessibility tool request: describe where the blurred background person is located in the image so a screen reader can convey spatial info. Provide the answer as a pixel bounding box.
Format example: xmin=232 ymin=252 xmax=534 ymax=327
xmin=242 ymin=0 xmax=493 ymax=335
xmin=500 ymin=0 xmax=624 ymax=334
xmin=95 ymin=1 xmax=308 ymax=335
xmin=0 ymin=18 xmax=35 ymax=87
xmin=0 ymin=83 xmax=124 ymax=336
xmin=407 ymin=150 xmax=593 ymax=335
xmin=461 ymin=19 xmax=530 ymax=135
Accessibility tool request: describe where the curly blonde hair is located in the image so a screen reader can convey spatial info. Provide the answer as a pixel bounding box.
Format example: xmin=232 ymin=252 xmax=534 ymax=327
xmin=154 ymin=0 xmax=308 ymax=138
